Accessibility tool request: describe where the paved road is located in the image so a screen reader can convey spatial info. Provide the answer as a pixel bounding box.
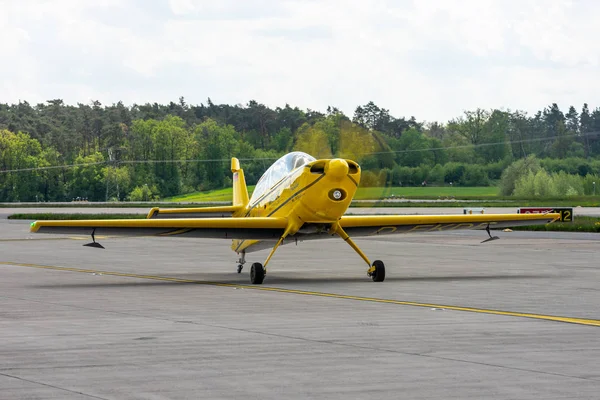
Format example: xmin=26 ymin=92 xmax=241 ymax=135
xmin=0 ymin=218 xmax=599 ymax=399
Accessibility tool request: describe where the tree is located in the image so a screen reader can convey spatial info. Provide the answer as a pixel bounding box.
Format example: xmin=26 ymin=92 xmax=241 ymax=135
xmin=394 ymin=128 xmax=433 ymax=167
xmin=499 ymin=155 xmax=542 ymax=196
xmin=580 ymin=103 xmax=592 ymax=157
xmin=0 ymin=129 xmax=43 ymax=201
xmin=68 ymin=152 xmax=106 ymax=200
xmin=293 ymin=123 xmax=333 ymax=159
xmin=194 ymin=119 xmax=240 ymax=189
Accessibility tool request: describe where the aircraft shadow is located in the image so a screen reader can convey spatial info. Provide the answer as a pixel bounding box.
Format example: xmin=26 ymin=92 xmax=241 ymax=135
xmin=31 ymin=273 xmax=553 ymax=289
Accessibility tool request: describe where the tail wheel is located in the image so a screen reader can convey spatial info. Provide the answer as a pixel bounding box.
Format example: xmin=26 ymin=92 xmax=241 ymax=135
xmin=370 ymin=260 xmax=385 ymax=282
xmin=250 ymin=262 xmax=265 ymax=285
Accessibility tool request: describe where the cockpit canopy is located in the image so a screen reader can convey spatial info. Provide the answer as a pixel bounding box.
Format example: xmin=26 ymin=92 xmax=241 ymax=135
xmin=249 ymin=152 xmax=316 ymax=204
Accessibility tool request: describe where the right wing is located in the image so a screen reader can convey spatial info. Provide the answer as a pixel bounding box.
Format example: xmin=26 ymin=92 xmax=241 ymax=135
xmin=337 ymin=212 xmax=560 ymax=237
xmin=30 ymin=217 xmax=287 ymax=240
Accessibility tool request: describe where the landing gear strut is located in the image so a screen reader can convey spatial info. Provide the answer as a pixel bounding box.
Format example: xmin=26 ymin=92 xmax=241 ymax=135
xmin=246 ymin=224 xmax=295 ymax=285
xmin=236 ymin=252 xmax=246 ymax=273
xmin=333 ymin=223 xmax=386 ymax=282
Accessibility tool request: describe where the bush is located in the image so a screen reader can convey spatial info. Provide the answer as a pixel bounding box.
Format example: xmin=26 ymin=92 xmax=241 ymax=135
xmin=443 ymin=162 xmax=466 ymax=184
xmin=392 ymin=166 xmax=416 ymax=186
xmin=514 ymin=170 xmax=553 ymax=197
xmin=485 ymin=159 xmax=510 ymax=180
xmin=427 ymin=164 xmax=445 ymax=184
xmin=461 ymin=164 xmax=489 ymax=186
xmin=553 ymin=171 xmax=584 ymax=196
xmin=128 ymin=184 xmax=160 ymax=201
xmin=361 ymin=170 xmax=386 ymax=187
xmin=541 ymin=157 xmax=582 ymax=175
xmin=499 ymin=155 xmax=541 ymax=195
xmin=513 ymin=170 xmax=584 ymax=197
xmin=583 ymin=174 xmax=600 ymax=195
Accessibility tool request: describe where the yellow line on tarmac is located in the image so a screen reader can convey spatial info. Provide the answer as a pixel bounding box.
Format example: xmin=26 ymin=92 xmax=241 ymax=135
xmin=2 ymin=261 xmax=600 ymax=328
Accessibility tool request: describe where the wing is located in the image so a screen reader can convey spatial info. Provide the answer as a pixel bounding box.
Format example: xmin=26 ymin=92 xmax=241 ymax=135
xmin=30 ymin=217 xmax=287 ymax=240
xmin=337 ymin=213 xmax=560 ymax=237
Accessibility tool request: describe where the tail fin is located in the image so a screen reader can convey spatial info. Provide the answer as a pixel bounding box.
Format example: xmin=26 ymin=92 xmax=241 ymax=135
xmin=231 ymin=157 xmax=249 ymax=208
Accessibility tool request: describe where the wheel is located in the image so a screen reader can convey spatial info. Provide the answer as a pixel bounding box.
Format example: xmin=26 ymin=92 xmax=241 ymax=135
xmin=250 ymin=262 xmax=265 ymax=284
xmin=370 ymin=260 xmax=385 ymax=282
xmin=237 ymin=264 xmax=243 ymax=274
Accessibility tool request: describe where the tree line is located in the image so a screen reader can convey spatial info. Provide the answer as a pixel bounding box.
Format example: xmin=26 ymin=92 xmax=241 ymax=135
xmin=1 ymin=98 xmax=600 ymax=201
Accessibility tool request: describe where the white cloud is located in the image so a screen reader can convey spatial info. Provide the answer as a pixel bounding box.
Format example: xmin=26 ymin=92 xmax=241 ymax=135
xmin=1 ymin=0 xmax=599 ymax=121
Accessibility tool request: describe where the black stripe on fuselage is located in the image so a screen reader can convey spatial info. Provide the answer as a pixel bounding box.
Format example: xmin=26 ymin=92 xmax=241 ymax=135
xmin=234 ymin=173 xmax=326 ymax=253
xmin=266 ymin=174 xmax=325 ymax=217
xmin=347 ymin=174 xmax=358 ymax=187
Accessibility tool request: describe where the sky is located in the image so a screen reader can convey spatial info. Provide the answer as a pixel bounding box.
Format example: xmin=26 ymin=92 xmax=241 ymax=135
xmin=1 ymin=0 xmax=599 ymax=122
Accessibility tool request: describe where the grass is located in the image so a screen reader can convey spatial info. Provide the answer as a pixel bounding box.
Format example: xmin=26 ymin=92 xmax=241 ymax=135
xmin=8 ymin=213 xmax=147 ymax=220
xmin=0 ymin=203 xmax=219 ymax=208
xmin=513 ymin=216 xmax=600 ymax=233
xmin=167 ymin=186 xmax=256 ymax=202
xmin=352 ymin=186 xmax=498 ymax=199
xmin=353 ymin=199 xmax=600 ymax=207
xmin=163 ymin=185 xmax=600 ymax=207
xmin=164 ymin=186 xmax=498 ymax=202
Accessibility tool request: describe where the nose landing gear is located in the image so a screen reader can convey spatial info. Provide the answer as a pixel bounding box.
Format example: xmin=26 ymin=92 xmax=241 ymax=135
xmin=236 ymin=252 xmax=246 ymax=273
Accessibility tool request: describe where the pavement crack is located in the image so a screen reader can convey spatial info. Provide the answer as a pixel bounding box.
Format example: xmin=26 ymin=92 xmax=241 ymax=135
xmin=162 ymin=320 xmax=600 ymax=384
xmin=0 ymin=364 xmax=131 ymax=371
xmin=0 ymin=372 xmax=111 ymax=400
xmin=2 ymin=294 xmax=600 ymax=385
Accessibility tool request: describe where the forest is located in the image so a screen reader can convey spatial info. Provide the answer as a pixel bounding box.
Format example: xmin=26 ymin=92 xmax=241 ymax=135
xmin=1 ymin=98 xmax=600 ymax=202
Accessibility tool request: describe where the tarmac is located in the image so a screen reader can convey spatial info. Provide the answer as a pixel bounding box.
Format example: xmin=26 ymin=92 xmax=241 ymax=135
xmin=1 ymin=213 xmax=599 ymax=399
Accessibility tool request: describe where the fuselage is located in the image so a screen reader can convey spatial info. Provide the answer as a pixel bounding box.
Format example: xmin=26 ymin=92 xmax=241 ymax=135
xmin=231 ymin=155 xmax=361 ymax=253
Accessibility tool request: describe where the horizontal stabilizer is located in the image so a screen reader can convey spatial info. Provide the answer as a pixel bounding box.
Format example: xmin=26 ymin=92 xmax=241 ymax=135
xmin=146 ymin=206 xmax=242 ymax=219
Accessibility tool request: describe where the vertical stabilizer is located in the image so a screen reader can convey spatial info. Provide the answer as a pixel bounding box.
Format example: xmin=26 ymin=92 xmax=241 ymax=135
xmin=231 ymin=158 xmax=249 ymax=208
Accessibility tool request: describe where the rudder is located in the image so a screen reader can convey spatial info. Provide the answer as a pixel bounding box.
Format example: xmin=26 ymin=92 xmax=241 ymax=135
xmin=231 ymin=157 xmax=249 ymax=208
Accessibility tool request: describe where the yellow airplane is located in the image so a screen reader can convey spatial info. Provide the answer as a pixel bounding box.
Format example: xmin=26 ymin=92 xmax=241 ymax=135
xmin=30 ymin=152 xmax=559 ymax=284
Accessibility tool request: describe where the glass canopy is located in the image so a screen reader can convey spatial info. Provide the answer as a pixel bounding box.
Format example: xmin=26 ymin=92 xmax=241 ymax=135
xmin=249 ymin=152 xmax=316 ymax=205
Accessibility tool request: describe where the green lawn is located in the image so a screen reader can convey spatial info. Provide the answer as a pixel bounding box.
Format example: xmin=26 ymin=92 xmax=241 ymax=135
xmin=164 ymin=186 xmax=497 ymax=202
xmin=166 ymin=186 xmax=256 ymax=202
xmin=8 ymin=213 xmax=146 ymax=220
xmin=513 ymin=216 xmax=600 ymax=233
xmin=352 ymin=186 xmax=498 ymax=199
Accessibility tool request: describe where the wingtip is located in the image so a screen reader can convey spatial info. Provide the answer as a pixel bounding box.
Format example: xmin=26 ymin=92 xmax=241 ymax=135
xmin=29 ymin=221 xmax=39 ymax=233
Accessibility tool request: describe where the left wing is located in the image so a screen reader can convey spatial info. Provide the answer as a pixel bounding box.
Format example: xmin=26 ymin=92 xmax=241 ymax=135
xmin=337 ymin=213 xmax=560 ymax=237
xmin=30 ymin=217 xmax=287 ymax=240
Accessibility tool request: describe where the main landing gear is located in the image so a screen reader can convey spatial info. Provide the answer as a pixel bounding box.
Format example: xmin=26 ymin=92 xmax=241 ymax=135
xmin=238 ymin=224 xmax=295 ymax=285
xmin=368 ymin=260 xmax=386 ymax=282
xmin=235 ymin=251 xmax=264 ymax=284
xmin=250 ymin=262 xmax=265 ymax=284
xmin=237 ymin=223 xmax=386 ymax=285
xmin=333 ymin=223 xmax=386 ymax=282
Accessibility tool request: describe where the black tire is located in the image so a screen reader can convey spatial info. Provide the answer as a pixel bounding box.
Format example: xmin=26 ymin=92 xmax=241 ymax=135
xmin=237 ymin=264 xmax=243 ymax=274
xmin=250 ymin=262 xmax=265 ymax=284
xmin=371 ymin=260 xmax=385 ymax=282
